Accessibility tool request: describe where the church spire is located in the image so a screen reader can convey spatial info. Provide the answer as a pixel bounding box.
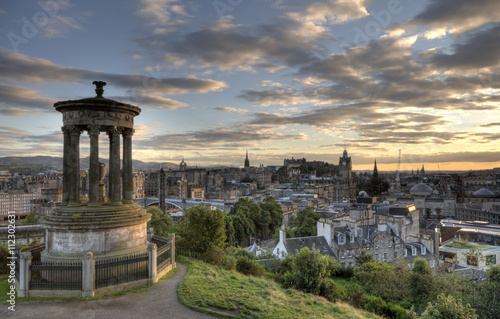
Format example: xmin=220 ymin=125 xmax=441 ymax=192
xmin=373 ymin=159 xmax=378 ymax=179
xmin=244 ymin=150 xmax=250 ymax=168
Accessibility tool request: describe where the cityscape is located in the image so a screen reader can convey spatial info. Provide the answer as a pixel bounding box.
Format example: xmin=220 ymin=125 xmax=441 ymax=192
xmin=1 ymin=0 xmax=500 ymax=318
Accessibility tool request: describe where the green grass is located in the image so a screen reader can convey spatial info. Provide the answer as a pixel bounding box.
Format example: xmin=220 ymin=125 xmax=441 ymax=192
xmin=446 ymin=240 xmax=493 ymax=250
xmin=0 ymin=266 xmax=178 ymax=304
xmin=177 ymin=256 xmax=380 ymax=319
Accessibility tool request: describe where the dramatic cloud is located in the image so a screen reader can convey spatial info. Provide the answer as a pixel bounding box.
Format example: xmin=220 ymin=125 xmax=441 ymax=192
xmin=431 ymin=25 xmax=500 ymax=70
xmin=136 ymin=0 xmax=191 ymax=31
xmin=0 ymin=84 xmax=55 ymax=112
xmin=394 ymin=0 xmax=500 ymax=37
xmin=139 ymin=126 xmax=306 ymax=151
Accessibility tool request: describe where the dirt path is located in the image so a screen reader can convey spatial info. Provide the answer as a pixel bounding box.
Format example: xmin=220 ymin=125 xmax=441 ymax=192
xmin=1 ymin=263 xmax=215 ymax=319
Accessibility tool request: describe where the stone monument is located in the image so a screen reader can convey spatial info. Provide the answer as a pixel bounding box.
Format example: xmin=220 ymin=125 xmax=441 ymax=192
xmin=41 ymin=81 xmax=151 ymax=263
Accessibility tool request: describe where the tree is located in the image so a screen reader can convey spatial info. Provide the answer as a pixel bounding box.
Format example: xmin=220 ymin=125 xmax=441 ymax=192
xmin=421 ymin=294 xmax=477 ymax=319
xmin=409 ymin=258 xmax=435 ymax=313
xmin=146 ymin=206 xmax=173 ymax=237
xmin=259 ymin=196 xmax=283 ymax=234
xmin=24 ymin=210 xmax=37 ymax=224
xmin=225 ymin=215 xmax=235 ymax=246
xmin=177 ymin=204 xmax=227 ymax=254
xmin=289 ymin=206 xmax=321 ymax=237
xmin=355 ymin=249 xmax=375 ymax=266
xmin=280 ymin=247 xmax=339 ymax=296
xmin=0 ymin=244 xmax=10 ymax=274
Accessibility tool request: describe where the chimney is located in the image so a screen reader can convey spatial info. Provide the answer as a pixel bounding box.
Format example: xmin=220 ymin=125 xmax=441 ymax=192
xmin=279 ymin=225 xmax=286 ymax=244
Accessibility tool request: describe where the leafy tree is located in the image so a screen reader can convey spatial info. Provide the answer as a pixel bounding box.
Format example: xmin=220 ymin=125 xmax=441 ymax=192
xmin=146 ymin=206 xmax=173 ymax=237
xmin=24 ymin=210 xmax=37 ymax=224
xmin=409 ymin=258 xmax=435 ymax=313
xmin=354 ymin=261 xmax=409 ymax=304
xmin=280 ymin=247 xmax=339 ymax=296
xmin=232 ymin=212 xmax=256 ymax=245
xmin=0 ymin=244 xmax=10 ymax=274
xmin=259 ymin=196 xmax=283 ymax=234
xmin=421 ymin=294 xmax=477 ymax=319
xmin=177 ymin=204 xmax=226 ymax=254
xmin=289 ymin=206 xmax=321 ymax=237
xmin=472 ymin=265 xmax=500 ymax=319
xmin=225 ymin=215 xmax=235 ymax=246
xmin=355 ymin=249 xmax=375 ymax=266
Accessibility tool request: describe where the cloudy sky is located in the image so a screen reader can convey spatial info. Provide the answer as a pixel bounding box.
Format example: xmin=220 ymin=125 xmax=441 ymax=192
xmin=0 ymin=0 xmax=499 ymax=171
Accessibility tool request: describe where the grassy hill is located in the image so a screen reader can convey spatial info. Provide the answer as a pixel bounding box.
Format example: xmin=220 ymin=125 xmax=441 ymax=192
xmin=177 ymin=256 xmax=380 ymax=319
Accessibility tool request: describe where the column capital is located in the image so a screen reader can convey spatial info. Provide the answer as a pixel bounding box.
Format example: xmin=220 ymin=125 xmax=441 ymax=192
xmin=68 ymin=125 xmax=82 ymax=136
xmin=87 ymin=124 xmax=101 ymax=136
xmin=106 ymin=126 xmax=119 ymax=136
xmin=61 ymin=126 xmax=71 ymax=135
xmin=121 ymin=128 xmax=135 ymax=138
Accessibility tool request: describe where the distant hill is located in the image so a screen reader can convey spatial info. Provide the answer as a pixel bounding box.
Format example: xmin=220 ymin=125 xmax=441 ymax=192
xmin=0 ymin=156 xmax=178 ymax=171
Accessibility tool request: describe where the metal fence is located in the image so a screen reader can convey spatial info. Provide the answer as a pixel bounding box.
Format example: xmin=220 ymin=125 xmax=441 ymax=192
xmin=157 ymin=243 xmax=172 ymax=272
xmin=29 ymin=262 xmax=82 ymax=290
xmin=152 ymin=235 xmax=173 ymax=273
xmin=95 ymin=252 xmax=148 ymax=289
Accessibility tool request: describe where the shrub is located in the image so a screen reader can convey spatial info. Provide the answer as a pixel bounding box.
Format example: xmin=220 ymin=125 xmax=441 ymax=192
xmin=362 ymin=295 xmax=408 ymax=319
xmin=336 ymin=265 xmax=354 ymax=278
xmin=236 ymin=257 xmax=265 ymax=277
xmin=319 ymin=278 xmax=347 ymax=302
xmin=205 ymin=246 xmax=236 ymax=271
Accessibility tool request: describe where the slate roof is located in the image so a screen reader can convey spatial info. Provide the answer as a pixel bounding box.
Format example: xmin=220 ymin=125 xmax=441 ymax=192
xmin=284 ymin=236 xmax=336 ymax=258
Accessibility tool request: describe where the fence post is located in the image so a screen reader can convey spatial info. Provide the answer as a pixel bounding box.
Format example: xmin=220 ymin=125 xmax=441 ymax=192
xmin=18 ymin=251 xmax=32 ymax=297
xmin=168 ymin=233 xmax=176 ymax=267
xmin=147 ymin=228 xmax=154 ymax=242
xmin=148 ymin=243 xmax=157 ymax=284
xmin=82 ymin=251 xmax=95 ymax=297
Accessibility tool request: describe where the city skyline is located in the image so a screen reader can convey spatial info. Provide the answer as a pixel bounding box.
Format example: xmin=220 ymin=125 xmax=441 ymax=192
xmin=0 ymin=0 xmax=499 ymax=171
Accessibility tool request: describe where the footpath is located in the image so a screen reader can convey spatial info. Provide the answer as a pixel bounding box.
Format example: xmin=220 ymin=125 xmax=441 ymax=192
xmin=1 ymin=263 xmax=215 ymax=319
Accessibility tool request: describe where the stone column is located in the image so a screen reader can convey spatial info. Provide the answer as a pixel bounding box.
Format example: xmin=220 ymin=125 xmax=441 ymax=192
xmin=148 ymin=243 xmax=158 ymax=284
xmin=122 ymin=128 xmax=135 ymax=204
xmin=88 ymin=125 xmax=100 ymax=205
xmin=68 ymin=126 xmax=81 ymax=205
xmin=107 ymin=126 xmax=122 ymax=205
xmin=61 ymin=126 xmax=70 ymax=204
xmin=82 ymin=252 xmax=95 ymax=297
xmin=18 ymin=251 xmax=32 ymax=297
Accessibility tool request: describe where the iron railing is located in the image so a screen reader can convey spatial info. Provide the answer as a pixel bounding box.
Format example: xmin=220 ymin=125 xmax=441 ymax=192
xmin=29 ymin=262 xmax=82 ymax=290
xmin=95 ymin=252 xmax=148 ymax=289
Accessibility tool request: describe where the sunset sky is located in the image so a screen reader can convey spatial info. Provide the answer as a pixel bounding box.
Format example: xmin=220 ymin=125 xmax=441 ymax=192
xmin=0 ymin=0 xmax=499 ymax=171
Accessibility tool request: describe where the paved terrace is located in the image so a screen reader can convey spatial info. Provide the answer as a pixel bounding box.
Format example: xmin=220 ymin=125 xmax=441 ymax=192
xmin=0 ymin=263 xmax=215 ymax=319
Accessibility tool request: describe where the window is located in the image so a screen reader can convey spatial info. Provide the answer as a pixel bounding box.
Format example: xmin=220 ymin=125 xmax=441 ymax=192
xmin=384 ymin=252 xmax=387 ymax=261
xmin=350 ymin=233 xmax=354 ymax=243
xmin=421 ymin=246 xmax=426 ymax=255
xmin=358 ymin=227 xmax=363 ymax=237
xmin=412 ymin=246 xmax=417 ymax=256
xmin=338 ymin=233 xmax=346 ymax=245
xmin=486 ymin=255 xmax=496 ymax=265
xmin=404 ymin=249 xmax=408 ymax=257
xmin=341 ymin=251 xmax=346 ymax=259
xmin=394 ymin=252 xmax=398 ymax=259
xmin=388 ymin=240 xmax=392 ymax=248
xmin=348 ymin=250 xmax=352 ymax=258
xmin=375 ymin=253 xmax=379 ymax=261
xmin=467 ymin=255 xmax=478 ymax=267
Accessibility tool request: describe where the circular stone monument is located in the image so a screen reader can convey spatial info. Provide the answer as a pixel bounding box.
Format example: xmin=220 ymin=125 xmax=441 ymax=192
xmin=41 ymin=82 xmax=151 ymax=262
